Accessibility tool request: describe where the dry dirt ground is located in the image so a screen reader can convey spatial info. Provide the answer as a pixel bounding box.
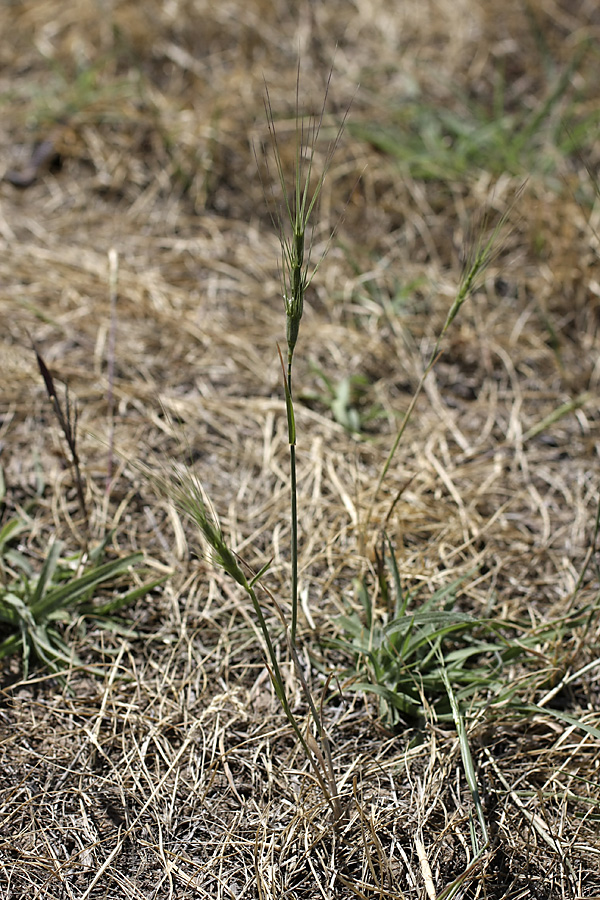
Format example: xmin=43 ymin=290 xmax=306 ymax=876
xmin=1 ymin=1 xmax=600 ymax=898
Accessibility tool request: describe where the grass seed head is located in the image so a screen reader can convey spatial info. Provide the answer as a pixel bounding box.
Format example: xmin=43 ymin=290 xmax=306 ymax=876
xmin=153 ymin=462 xmax=248 ymax=590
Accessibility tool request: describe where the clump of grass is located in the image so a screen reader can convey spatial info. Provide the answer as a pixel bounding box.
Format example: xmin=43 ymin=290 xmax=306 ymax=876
xmin=330 ymin=534 xmax=577 ymax=729
xmin=144 ymin=72 xmax=349 ymax=823
xmin=0 ymin=504 xmax=154 ymax=677
xmin=349 ymin=39 xmax=593 ymax=181
xmin=300 ymin=363 xmax=384 ymax=434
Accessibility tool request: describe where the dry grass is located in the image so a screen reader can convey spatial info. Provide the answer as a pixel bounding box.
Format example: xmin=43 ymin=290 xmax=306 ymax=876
xmin=1 ymin=0 xmax=600 ymax=897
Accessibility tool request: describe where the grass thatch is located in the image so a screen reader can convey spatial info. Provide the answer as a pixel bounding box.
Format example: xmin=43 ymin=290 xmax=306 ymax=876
xmin=1 ymin=1 xmax=599 ymax=897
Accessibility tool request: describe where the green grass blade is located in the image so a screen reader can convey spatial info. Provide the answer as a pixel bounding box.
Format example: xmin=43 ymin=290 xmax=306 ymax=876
xmin=0 ymin=631 xmax=23 ymax=660
xmin=383 ymin=609 xmax=477 ymax=639
xmin=31 ymin=539 xmax=63 ymax=606
xmin=442 ymin=666 xmax=488 ymax=849
xmin=0 ymin=517 xmax=28 ymax=555
xmin=385 ymin=534 xmax=406 ymax=618
xmin=343 ymin=680 xmax=422 ymax=718
xmin=0 ymin=591 xmax=35 ymax=628
xmin=32 ymin=552 xmax=144 ymax=619
xmin=248 ymin=559 xmax=273 ymax=590
xmin=92 ymin=573 xmax=166 ymax=615
xmin=514 ymin=704 xmax=600 ymax=741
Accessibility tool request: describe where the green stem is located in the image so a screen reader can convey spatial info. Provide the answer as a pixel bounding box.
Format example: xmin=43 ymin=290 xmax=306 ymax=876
xmin=278 ymin=344 xmax=299 ymax=647
xmin=368 ymin=350 xmax=441 ymax=525
xmin=287 ymin=353 xmax=298 ymax=645
xmin=290 ymin=441 xmax=298 ymax=644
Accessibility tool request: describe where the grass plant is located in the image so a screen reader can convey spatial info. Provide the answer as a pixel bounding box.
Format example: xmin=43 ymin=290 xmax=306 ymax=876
xmin=369 ymin=192 xmax=522 ymax=529
xmin=143 ymin=74 xmax=350 ymax=823
xmin=263 ymin=69 xmax=348 ymax=646
xmin=0 ymin=522 xmax=149 ymax=677
xmin=32 ymin=341 xmax=89 ymax=542
xmin=331 ymin=534 xmax=600 ymax=730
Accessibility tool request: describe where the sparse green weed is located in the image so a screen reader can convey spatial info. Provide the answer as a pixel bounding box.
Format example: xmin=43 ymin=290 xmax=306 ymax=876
xmin=301 ymin=363 xmax=383 ymax=434
xmin=23 ymin=58 xmax=137 ymax=128
xmin=328 ymin=539 xmax=501 ymax=726
xmin=0 ymin=513 xmax=156 ymax=678
xmin=331 ymin=534 xmax=600 ymax=730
